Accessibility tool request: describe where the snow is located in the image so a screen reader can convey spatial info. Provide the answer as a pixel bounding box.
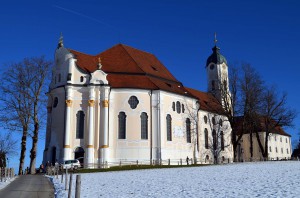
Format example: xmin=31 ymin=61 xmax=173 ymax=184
xmin=0 ymin=176 xmax=16 ymax=190
xmin=50 ymin=161 xmax=300 ymax=198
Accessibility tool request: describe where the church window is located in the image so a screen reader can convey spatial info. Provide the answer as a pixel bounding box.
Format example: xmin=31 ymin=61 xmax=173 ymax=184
xmin=186 ymin=118 xmax=191 ymax=143
xmin=269 ymin=146 xmax=272 ymax=152
xmin=204 ymin=128 xmax=208 ymax=149
xmin=128 ymin=96 xmax=139 ymax=109
xmin=118 ymin=112 xmax=126 ymax=139
xmin=172 ymin=102 xmax=175 ymax=111
xmin=58 ymin=74 xmax=61 ymax=82
xmin=67 ymin=73 xmax=72 ymax=81
xmin=280 ymin=137 xmax=282 ymax=142
xmin=212 ymin=129 xmax=217 ymax=150
xmin=210 ymin=64 xmax=214 ymax=70
xmin=286 ymin=138 xmax=288 ymax=143
xmin=275 ymin=147 xmax=278 ymax=153
xmin=275 ymin=136 xmax=277 ymax=141
xmin=204 ymin=116 xmax=208 ymax=124
xmin=287 ymin=149 xmax=289 ymax=154
xmin=212 ymin=80 xmax=215 ymax=90
xmin=176 ymin=101 xmax=181 ymax=114
xmin=219 ymin=119 xmax=223 ymax=126
xmin=76 ymin=111 xmax=85 ymax=139
xmin=212 ymin=117 xmax=216 ymax=125
xmin=140 ymin=112 xmax=148 ymax=140
xmin=182 ymin=104 xmax=185 ymax=113
xmin=281 ymin=148 xmax=283 ymax=154
xmin=80 ymin=76 xmax=84 ymax=82
xmin=221 ymin=131 xmax=224 ymax=151
xmin=53 ymin=97 xmax=58 ymax=108
xmin=166 ymin=114 xmax=172 ymax=141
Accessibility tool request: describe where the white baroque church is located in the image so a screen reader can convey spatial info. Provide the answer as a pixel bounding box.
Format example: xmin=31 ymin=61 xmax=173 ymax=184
xmin=43 ymin=37 xmax=234 ymax=167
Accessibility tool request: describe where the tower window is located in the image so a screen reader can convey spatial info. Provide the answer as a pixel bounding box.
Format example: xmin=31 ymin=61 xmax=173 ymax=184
xmin=212 ymin=129 xmax=217 ymax=150
xmin=166 ymin=114 xmax=172 ymax=141
xmin=140 ymin=112 xmax=148 ymax=140
xmin=182 ymin=104 xmax=185 ymax=113
xmin=80 ymin=76 xmax=84 ymax=82
xmin=204 ymin=116 xmax=208 ymax=124
xmin=172 ymin=102 xmax=175 ymax=111
xmin=212 ymin=80 xmax=215 ymax=90
xmin=76 ymin=111 xmax=85 ymax=139
xmin=118 ymin=112 xmax=127 ymax=139
xmin=53 ymin=97 xmax=58 ymax=108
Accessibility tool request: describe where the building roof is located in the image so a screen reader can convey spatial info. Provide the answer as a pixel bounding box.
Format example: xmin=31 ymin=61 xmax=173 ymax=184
xmin=69 ymin=44 xmax=194 ymax=97
xmin=185 ymin=87 xmax=224 ymax=113
xmin=235 ymin=116 xmax=291 ymax=137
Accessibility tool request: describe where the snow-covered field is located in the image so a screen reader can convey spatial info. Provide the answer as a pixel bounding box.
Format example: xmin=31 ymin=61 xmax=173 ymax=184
xmin=51 ymin=161 xmax=300 ymax=198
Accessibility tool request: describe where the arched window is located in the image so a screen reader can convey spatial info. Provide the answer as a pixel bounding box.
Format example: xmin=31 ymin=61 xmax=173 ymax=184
xmin=182 ymin=104 xmax=185 ymax=113
xmin=166 ymin=114 xmax=172 ymax=141
xmin=118 ymin=112 xmax=126 ymax=139
xmin=221 ymin=131 xmax=224 ymax=151
xmin=204 ymin=128 xmax=208 ymax=149
xmin=204 ymin=116 xmax=208 ymax=124
xmin=212 ymin=117 xmax=216 ymax=125
xmin=219 ymin=119 xmax=223 ymax=126
xmin=172 ymin=102 xmax=175 ymax=111
xmin=53 ymin=97 xmax=58 ymax=108
xmin=140 ymin=112 xmax=148 ymax=139
xmin=176 ymin=101 xmax=181 ymax=114
xmin=80 ymin=76 xmax=84 ymax=82
xmin=212 ymin=129 xmax=217 ymax=150
xmin=186 ymin=118 xmax=191 ymax=143
xmin=76 ymin=111 xmax=85 ymax=139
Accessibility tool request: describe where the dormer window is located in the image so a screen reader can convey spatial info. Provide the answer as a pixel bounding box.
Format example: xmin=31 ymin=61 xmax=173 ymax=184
xmin=151 ymin=66 xmax=158 ymax=71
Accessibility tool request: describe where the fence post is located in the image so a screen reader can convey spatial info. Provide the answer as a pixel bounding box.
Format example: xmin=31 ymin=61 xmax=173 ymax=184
xmin=65 ymin=169 xmax=68 ymax=190
xmin=61 ymin=170 xmax=64 ymax=183
xmin=68 ymin=173 xmax=73 ymax=198
xmin=75 ymin=175 xmax=81 ymax=198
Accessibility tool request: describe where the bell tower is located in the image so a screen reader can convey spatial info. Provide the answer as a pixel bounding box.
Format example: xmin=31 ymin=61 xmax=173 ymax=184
xmin=206 ymin=33 xmax=230 ymax=104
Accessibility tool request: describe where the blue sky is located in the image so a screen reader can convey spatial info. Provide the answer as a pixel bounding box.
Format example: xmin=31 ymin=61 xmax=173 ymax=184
xmin=1 ymin=0 xmax=300 ymax=170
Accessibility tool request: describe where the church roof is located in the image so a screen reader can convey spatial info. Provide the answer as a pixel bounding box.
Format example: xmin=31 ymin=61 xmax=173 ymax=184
xmin=206 ymin=45 xmax=227 ymax=67
xmin=185 ymin=87 xmax=224 ymax=113
xmin=69 ymin=44 xmax=194 ymax=97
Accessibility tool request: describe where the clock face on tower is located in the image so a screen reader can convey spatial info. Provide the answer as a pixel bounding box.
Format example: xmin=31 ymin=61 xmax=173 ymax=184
xmin=210 ymin=64 xmax=214 ymax=70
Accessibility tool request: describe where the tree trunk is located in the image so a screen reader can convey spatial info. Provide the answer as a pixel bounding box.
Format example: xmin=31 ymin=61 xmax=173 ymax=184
xmin=19 ymin=127 xmax=28 ymax=175
xmin=29 ymin=103 xmax=39 ymax=174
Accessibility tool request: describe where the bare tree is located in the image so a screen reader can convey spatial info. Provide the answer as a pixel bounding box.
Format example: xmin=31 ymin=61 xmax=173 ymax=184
xmin=26 ymin=57 xmax=52 ymax=174
xmin=0 ymin=56 xmax=51 ymax=174
xmin=255 ymin=87 xmax=296 ymax=159
xmin=204 ymin=113 xmax=230 ymax=164
xmin=0 ymin=63 xmax=33 ymax=174
xmin=0 ymin=132 xmax=18 ymax=167
xmin=239 ymin=64 xmax=264 ymax=159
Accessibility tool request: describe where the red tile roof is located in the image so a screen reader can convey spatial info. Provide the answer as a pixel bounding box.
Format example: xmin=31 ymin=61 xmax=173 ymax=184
xmin=69 ymin=44 xmax=194 ymax=97
xmin=185 ymin=87 xmax=224 ymax=113
xmin=235 ymin=116 xmax=291 ymax=137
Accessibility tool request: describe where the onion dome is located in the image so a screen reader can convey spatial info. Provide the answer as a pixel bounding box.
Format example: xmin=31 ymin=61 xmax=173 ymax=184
xmin=206 ymin=45 xmax=227 ymax=67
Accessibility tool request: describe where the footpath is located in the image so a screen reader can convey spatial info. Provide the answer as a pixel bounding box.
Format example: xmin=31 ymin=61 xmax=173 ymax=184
xmin=0 ymin=174 xmax=54 ymax=198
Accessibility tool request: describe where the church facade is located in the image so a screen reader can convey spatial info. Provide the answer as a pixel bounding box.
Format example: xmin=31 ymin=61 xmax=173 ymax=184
xmin=43 ymin=38 xmax=233 ymax=167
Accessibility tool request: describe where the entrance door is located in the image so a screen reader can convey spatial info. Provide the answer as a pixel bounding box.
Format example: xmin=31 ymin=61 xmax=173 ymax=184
xmin=74 ymin=147 xmax=84 ymax=165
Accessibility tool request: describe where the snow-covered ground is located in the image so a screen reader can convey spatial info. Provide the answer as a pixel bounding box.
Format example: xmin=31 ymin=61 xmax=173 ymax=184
xmin=51 ymin=161 xmax=300 ymax=198
xmin=0 ymin=176 xmax=16 ymax=190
